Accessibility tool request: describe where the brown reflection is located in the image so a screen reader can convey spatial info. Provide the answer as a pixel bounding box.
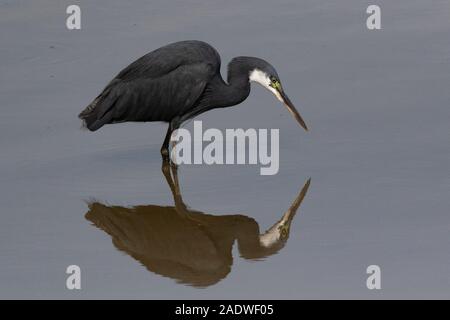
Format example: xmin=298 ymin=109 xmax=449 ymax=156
xmin=85 ymin=160 xmax=311 ymax=288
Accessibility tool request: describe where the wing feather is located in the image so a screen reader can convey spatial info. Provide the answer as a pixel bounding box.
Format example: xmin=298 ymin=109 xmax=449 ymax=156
xmin=79 ymin=62 xmax=214 ymax=130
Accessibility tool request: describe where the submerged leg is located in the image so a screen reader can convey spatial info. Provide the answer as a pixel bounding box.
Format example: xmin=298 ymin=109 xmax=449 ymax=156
xmin=161 ymin=158 xmax=188 ymax=213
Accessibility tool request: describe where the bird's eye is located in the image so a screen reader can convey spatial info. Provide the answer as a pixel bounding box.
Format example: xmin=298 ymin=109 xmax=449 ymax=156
xmin=272 ymin=78 xmax=277 ymax=83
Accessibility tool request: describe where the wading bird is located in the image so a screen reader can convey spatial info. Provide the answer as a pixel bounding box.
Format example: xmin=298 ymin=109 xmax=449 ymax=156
xmin=79 ymin=40 xmax=308 ymax=157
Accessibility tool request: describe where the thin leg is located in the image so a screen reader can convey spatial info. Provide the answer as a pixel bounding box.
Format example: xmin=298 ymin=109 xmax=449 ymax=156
xmin=160 ymin=123 xmax=173 ymax=160
xmin=160 ymin=121 xmax=180 ymax=161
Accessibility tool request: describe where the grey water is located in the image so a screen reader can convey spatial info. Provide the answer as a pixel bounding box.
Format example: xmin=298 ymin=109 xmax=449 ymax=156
xmin=0 ymin=0 xmax=449 ymax=299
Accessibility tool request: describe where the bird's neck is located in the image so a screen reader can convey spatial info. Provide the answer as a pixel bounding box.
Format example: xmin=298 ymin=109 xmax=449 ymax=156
xmin=209 ymin=58 xmax=255 ymax=108
xmin=218 ymin=75 xmax=250 ymax=107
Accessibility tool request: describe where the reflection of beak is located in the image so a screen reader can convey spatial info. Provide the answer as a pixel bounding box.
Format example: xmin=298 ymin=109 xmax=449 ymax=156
xmin=259 ymin=178 xmax=311 ymax=248
xmin=278 ymin=89 xmax=308 ymax=131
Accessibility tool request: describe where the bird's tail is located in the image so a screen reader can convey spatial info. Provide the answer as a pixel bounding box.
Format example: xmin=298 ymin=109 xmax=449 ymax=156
xmin=78 ymin=82 xmax=119 ymax=131
xmin=78 ymin=96 xmax=105 ymax=131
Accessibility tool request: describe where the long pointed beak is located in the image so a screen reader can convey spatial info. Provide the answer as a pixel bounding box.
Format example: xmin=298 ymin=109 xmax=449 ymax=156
xmin=279 ymin=90 xmax=308 ymax=131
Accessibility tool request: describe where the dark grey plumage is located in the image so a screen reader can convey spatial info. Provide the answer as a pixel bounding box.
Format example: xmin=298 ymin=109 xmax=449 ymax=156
xmin=79 ymin=40 xmax=307 ymax=155
xmin=79 ymin=41 xmax=218 ymax=129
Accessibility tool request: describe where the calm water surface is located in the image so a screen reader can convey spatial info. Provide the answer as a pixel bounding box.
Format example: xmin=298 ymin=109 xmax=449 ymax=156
xmin=0 ymin=0 xmax=449 ymax=298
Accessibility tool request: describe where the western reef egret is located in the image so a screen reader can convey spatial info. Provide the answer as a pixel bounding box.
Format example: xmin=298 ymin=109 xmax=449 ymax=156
xmin=79 ymin=40 xmax=308 ymax=157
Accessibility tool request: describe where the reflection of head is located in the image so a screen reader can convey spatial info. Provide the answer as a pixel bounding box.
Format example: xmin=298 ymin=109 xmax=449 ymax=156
xmin=85 ymin=160 xmax=310 ymax=287
xmin=238 ymin=217 xmax=290 ymax=260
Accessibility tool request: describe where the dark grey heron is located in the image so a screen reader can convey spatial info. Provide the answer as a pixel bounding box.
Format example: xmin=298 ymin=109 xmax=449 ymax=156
xmin=79 ymin=40 xmax=308 ymax=157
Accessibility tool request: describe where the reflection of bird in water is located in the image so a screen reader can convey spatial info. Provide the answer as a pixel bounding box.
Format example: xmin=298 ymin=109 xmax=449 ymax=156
xmin=85 ymin=160 xmax=311 ymax=287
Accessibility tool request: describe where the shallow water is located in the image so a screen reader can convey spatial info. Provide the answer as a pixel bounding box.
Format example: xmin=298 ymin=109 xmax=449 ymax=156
xmin=0 ymin=0 xmax=449 ymax=299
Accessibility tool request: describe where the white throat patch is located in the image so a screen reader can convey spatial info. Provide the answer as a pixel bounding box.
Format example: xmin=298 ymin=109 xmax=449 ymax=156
xmin=249 ymin=69 xmax=283 ymax=102
xmin=249 ymin=69 xmax=270 ymax=87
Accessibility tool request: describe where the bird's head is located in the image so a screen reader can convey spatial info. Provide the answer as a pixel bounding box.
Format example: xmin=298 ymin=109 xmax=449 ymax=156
xmin=247 ymin=59 xmax=308 ymax=131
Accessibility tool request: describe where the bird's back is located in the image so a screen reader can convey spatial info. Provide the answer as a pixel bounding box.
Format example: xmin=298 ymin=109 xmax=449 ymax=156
xmin=79 ymin=40 xmax=221 ymax=131
xmin=115 ymin=40 xmax=221 ymax=80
